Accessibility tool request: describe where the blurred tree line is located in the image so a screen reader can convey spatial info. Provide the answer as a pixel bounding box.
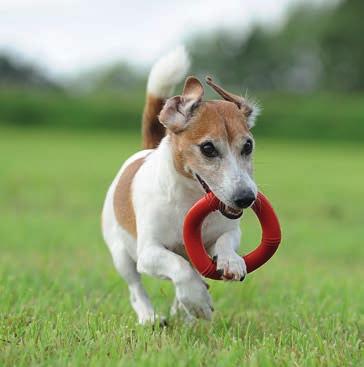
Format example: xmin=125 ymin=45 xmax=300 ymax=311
xmin=0 ymin=0 xmax=363 ymax=141
xmin=189 ymin=0 xmax=364 ymax=92
xmin=0 ymin=53 xmax=60 ymax=90
xmin=0 ymin=0 xmax=363 ymax=93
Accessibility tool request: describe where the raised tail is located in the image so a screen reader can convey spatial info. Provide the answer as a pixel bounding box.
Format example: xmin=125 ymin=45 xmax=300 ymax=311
xmin=142 ymin=46 xmax=190 ymax=149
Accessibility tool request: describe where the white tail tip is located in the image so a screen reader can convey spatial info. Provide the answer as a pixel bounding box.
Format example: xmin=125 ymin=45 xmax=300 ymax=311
xmin=147 ymin=45 xmax=190 ymax=98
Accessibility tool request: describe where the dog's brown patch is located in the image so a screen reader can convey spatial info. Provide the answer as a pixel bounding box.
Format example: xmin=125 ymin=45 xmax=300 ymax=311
xmin=113 ymin=157 xmax=147 ymax=237
xmin=171 ymin=100 xmax=250 ymax=177
xmin=142 ymin=94 xmax=165 ymax=149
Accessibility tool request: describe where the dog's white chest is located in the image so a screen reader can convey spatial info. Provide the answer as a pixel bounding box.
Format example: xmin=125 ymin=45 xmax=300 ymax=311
xmin=153 ymin=195 xmax=239 ymax=254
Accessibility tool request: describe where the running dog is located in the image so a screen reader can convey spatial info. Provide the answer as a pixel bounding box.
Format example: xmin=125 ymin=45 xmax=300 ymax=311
xmin=102 ymin=46 xmax=259 ymax=324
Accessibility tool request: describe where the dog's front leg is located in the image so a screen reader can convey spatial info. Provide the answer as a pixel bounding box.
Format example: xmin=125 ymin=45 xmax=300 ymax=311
xmin=208 ymin=229 xmax=247 ymax=281
xmin=137 ymin=240 xmax=213 ymax=320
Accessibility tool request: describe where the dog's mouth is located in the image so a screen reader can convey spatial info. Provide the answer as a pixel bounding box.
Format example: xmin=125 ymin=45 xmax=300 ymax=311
xmin=195 ymin=174 xmax=243 ymax=220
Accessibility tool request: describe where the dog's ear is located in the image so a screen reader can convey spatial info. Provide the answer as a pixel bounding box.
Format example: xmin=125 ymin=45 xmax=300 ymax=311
xmin=205 ymin=76 xmax=259 ymax=129
xmin=159 ymin=76 xmax=203 ymax=133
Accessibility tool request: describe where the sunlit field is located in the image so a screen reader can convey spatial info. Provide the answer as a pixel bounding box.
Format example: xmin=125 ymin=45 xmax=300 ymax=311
xmin=1 ymin=127 xmax=363 ymax=366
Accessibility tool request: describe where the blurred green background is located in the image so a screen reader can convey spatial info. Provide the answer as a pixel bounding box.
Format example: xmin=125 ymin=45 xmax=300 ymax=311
xmin=1 ymin=0 xmax=363 ymax=366
xmin=1 ymin=0 xmax=364 ymax=140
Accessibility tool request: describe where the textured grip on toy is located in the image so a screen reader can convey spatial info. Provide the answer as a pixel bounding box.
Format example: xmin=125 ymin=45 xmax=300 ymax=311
xmin=183 ymin=192 xmax=281 ymax=280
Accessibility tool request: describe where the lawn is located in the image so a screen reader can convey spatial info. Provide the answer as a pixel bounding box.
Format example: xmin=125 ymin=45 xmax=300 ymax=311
xmin=0 ymin=127 xmax=363 ymax=366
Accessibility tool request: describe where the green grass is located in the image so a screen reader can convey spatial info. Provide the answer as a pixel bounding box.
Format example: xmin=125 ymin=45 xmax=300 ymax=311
xmin=0 ymin=127 xmax=363 ymax=366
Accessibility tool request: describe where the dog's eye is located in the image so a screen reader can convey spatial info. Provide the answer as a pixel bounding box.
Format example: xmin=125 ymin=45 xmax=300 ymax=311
xmin=242 ymin=139 xmax=253 ymax=155
xmin=200 ymin=142 xmax=219 ymax=158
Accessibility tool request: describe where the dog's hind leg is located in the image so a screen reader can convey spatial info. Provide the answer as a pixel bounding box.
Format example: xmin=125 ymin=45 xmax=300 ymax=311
xmin=102 ymin=172 xmax=161 ymax=325
xmin=110 ymin=242 xmax=158 ymax=325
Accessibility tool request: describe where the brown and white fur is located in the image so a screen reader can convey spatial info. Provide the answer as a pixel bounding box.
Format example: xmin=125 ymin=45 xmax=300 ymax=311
xmin=102 ymin=46 xmax=260 ymax=324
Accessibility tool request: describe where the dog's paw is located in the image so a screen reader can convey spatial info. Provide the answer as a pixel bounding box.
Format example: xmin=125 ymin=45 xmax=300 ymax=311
xmin=175 ymin=276 xmax=213 ymax=320
xmin=215 ymin=253 xmax=247 ymax=281
xmin=138 ymin=313 xmax=167 ymax=327
xmin=170 ymin=297 xmax=196 ymax=324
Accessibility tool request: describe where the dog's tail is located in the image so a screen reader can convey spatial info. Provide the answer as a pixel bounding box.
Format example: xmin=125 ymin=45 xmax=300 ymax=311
xmin=142 ymin=46 xmax=190 ymax=149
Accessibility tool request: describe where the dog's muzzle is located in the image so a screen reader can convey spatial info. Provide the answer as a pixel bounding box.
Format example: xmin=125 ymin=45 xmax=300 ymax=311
xmin=195 ymin=174 xmax=244 ymax=220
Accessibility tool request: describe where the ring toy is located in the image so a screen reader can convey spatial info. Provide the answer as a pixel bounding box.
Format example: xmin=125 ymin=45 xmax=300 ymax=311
xmin=183 ymin=192 xmax=282 ymax=280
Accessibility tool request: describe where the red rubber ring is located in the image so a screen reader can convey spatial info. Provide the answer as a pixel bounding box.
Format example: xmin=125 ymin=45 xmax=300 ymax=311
xmin=183 ymin=192 xmax=282 ymax=280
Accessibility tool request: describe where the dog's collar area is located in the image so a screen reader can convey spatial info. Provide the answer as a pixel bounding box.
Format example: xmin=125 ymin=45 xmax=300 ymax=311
xmin=194 ymin=173 xmax=243 ymax=220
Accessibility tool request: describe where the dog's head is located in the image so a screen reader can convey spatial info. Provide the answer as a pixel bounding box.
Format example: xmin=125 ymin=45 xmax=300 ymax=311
xmin=159 ymin=76 xmax=260 ymax=219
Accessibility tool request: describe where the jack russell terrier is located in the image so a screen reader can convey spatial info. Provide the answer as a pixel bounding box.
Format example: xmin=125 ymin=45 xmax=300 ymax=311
xmin=102 ymin=46 xmax=259 ymax=324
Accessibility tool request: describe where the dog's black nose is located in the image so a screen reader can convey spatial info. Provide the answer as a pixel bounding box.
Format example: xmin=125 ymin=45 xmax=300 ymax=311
xmin=233 ymin=190 xmax=256 ymax=209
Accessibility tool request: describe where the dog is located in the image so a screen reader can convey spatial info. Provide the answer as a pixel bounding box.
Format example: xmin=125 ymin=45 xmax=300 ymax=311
xmin=102 ymin=46 xmax=259 ymax=324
